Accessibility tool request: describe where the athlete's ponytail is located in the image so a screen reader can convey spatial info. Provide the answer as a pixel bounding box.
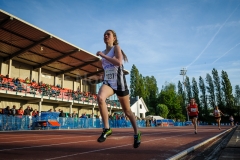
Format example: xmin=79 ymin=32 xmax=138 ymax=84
xmin=121 ymin=50 xmax=128 ymax=62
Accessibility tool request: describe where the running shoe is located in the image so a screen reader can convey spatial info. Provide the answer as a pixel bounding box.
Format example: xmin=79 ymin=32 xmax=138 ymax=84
xmin=133 ymin=131 xmax=141 ymax=148
xmin=97 ymin=128 xmax=112 ymax=142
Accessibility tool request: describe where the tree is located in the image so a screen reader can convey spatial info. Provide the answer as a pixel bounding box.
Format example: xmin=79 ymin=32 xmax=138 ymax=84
xmin=212 ymin=68 xmax=224 ymax=109
xmin=234 ymin=85 xmax=240 ymax=118
xmin=178 ymin=80 xmax=186 ymax=116
xmin=138 ymin=74 xmax=146 ymax=100
xmin=130 ymin=64 xmax=140 ymax=98
xmin=156 ymin=104 xmax=169 ymax=118
xmin=144 ymin=76 xmax=158 ymax=114
xmin=221 ymin=70 xmax=235 ymax=115
xmin=206 ymin=73 xmax=215 ymax=109
xmin=185 ymin=76 xmax=192 ymax=103
xmin=199 ymin=76 xmax=208 ymax=119
xmin=158 ymin=83 xmax=184 ymax=120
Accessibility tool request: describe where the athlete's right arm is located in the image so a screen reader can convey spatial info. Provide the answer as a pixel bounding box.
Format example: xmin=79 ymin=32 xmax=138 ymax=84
xmin=96 ymin=46 xmax=123 ymax=66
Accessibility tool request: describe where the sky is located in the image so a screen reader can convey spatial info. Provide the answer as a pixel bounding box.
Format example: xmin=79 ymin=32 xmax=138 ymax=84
xmin=1 ymin=0 xmax=240 ymax=93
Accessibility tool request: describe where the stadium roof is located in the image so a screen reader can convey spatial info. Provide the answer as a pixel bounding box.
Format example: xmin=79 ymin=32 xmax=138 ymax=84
xmin=0 ymin=9 xmax=128 ymax=83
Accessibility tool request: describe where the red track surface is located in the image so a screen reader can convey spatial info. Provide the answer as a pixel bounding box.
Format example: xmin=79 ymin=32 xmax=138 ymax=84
xmin=0 ymin=126 xmax=231 ymax=160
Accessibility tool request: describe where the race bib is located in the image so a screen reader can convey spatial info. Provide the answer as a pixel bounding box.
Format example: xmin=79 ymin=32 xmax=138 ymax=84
xmin=104 ymin=68 xmax=116 ymax=80
xmin=191 ymin=108 xmax=197 ymax=112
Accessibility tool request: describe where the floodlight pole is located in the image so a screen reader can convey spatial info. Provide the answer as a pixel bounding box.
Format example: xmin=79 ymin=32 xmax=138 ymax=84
xmin=180 ymin=68 xmax=189 ymax=121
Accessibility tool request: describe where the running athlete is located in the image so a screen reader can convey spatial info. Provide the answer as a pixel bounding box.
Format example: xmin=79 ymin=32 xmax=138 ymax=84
xmin=96 ymin=29 xmax=141 ymax=148
xmin=213 ymin=106 xmax=224 ymax=130
xmin=229 ymin=115 xmax=234 ymax=127
xmin=187 ymin=98 xmax=199 ymax=134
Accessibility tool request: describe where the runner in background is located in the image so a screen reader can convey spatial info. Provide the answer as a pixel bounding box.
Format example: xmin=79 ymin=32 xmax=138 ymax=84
xmin=229 ymin=115 xmax=234 ymax=127
xmin=187 ymin=98 xmax=199 ymax=134
xmin=213 ymin=106 xmax=224 ymax=130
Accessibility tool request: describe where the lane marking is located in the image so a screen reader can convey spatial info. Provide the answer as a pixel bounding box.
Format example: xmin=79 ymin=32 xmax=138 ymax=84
xmin=166 ymin=127 xmax=234 ymax=160
xmin=0 ymin=136 xmax=92 ymax=144
xmin=45 ymin=132 xmax=196 ymax=160
xmin=0 ymin=131 xmax=194 ymax=152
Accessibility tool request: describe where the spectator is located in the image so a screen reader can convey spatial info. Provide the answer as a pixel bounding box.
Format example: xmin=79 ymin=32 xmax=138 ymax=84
xmin=81 ymin=113 xmax=87 ymax=118
xmin=32 ymin=109 xmax=38 ymax=118
xmin=24 ymin=106 xmax=33 ymax=116
xmin=11 ymin=105 xmax=17 ymax=116
xmin=25 ymin=77 xmax=30 ymax=84
xmin=4 ymin=106 xmax=11 ymax=116
xmin=17 ymin=107 xmax=24 ymax=117
xmin=48 ymin=109 xmax=53 ymax=112
xmin=229 ymin=115 xmax=234 ymax=127
xmin=72 ymin=111 xmax=78 ymax=118
xmin=59 ymin=110 xmax=65 ymax=117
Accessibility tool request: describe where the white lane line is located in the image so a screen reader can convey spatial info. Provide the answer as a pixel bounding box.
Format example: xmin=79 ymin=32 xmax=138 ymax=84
xmin=0 ymin=131 xmax=189 ymax=152
xmin=0 ymin=127 xmax=223 ymax=144
xmin=0 ymin=136 xmax=92 ymax=144
xmin=166 ymin=127 xmax=234 ymax=160
xmin=0 ymin=139 xmax=97 ymax=151
xmin=0 ymin=135 xmax=64 ymax=140
xmin=45 ymin=132 xmax=195 ymax=160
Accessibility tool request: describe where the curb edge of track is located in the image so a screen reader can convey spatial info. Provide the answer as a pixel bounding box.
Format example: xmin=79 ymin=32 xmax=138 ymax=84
xmin=166 ymin=127 xmax=235 ymax=160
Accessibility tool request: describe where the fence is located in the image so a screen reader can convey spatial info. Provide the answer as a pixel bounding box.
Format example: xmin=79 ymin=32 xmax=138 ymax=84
xmin=0 ymin=114 xmax=198 ymax=131
xmin=0 ymin=114 xmax=149 ymax=131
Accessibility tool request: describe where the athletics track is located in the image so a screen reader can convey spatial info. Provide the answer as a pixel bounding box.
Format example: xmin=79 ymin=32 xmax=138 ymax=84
xmin=0 ymin=126 xmax=232 ymax=160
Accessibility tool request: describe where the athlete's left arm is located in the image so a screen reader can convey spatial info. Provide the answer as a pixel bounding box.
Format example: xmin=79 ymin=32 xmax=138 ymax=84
xmin=220 ymin=110 xmax=224 ymax=116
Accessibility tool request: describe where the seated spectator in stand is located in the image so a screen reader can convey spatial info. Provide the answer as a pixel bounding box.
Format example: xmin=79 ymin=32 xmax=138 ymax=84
xmin=39 ymin=81 xmax=43 ymax=86
xmin=6 ymin=74 xmax=9 ymax=78
xmin=16 ymin=77 xmax=20 ymax=82
xmin=12 ymin=77 xmax=16 ymax=83
xmin=23 ymin=106 xmax=33 ymax=116
xmin=77 ymin=86 xmax=80 ymax=92
xmin=16 ymin=81 xmax=22 ymax=92
xmin=4 ymin=106 xmax=11 ymax=116
xmin=32 ymin=78 xmax=36 ymax=83
xmin=50 ymin=88 xmax=56 ymax=96
xmin=0 ymin=108 xmax=3 ymax=114
xmin=11 ymin=105 xmax=17 ymax=116
xmin=48 ymin=109 xmax=53 ymax=112
xmin=32 ymin=109 xmax=38 ymax=118
xmin=25 ymin=77 xmax=30 ymax=84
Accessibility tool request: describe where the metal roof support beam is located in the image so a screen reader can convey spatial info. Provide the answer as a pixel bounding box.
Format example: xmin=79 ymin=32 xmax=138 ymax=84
xmin=56 ymin=59 xmax=99 ymax=76
xmin=40 ymin=44 xmax=101 ymax=70
xmin=2 ymin=27 xmax=33 ymax=42
xmin=0 ymin=16 xmax=13 ymax=28
xmin=33 ymin=49 xmax=79 ymax=69
xmin=3 ymin=35 xmax=51 ymax=62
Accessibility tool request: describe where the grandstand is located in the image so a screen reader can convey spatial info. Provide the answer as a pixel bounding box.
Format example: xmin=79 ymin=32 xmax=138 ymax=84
xmin=0 ymin=9 xmax=127 ymax=117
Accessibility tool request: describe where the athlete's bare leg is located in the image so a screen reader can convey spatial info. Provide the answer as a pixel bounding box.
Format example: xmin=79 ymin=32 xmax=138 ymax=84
xmin=217 ymin=118 xmax=221 ymax=130
xmin=118 ymin=95 xmax=138 ymax=135
xmin=97 ymin=85 xmax=114 ymax=129
xmin=192 ymin=118 xmax=198 ymax=133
